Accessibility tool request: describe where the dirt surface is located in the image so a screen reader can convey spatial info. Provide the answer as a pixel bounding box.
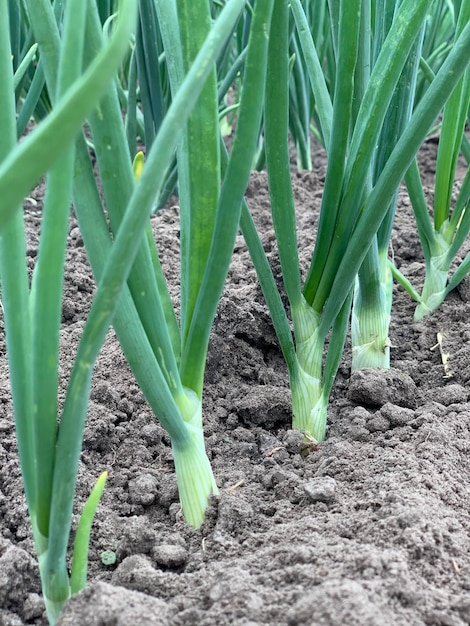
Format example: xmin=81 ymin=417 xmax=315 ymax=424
xmin=1 ymin=139 xmax=469 ymax=626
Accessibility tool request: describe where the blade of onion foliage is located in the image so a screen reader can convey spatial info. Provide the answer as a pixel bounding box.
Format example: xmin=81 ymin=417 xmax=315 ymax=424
xmin=29 ymin=0 xmax=90 ymax=548
xmin=9 ymin=0 xmax=53 ymax=131
xmin=82 ymin=6 xmax=184 ymax=397
xmin=135 ymin=0 xmax=166 ymax=148
xmin=145 ymin=0 xmax=274 ymax=516
xmin=302 ymin=0 xmax=433 ymax=310
xmin=415 ymin=0 xmax=455 ymax=102
xmin=130 ymin=0 xmax=275 ymax=521
xmin=290 ymin=0 xmax=335 ymax=152
xmin=141 ymin=2 xmax=278 ymax=516
xmin=14 ymin=0 xmax=64 ymax=138
xmin=349 ymin=0 xmax=381 ymax=370
xmin=289 ymin=29 xmax=313 ymax=170
xmin=0 ymin=0 xmax=34 ymax=513
xmin=2 ymin=0 xmax=260 ymax=619
xmin=265 ymin=0 xmax=319 ymax=433
xmin=0 ymin=0 xmax=134 ymax=226
xmin=12 ymin=42 xmax=37 ymax=89
xmin=155 ymin=3 xmax=274 ymax=357
xmin=45 ymin=39 xmax=240 ymax=602
xmin=404 ymin=0 xmax=470 ymax=320
xmin=70 ymin=471 xmax=108 ymax=595
xmin=16 ymin=58 xmax=48 ymax=137
xmin=289 ymin=0 xmax=332 ymax=152
xmin=177 ymin=0 xmax=220 ymax=361
xmin=178 ymin=0 xmax=275 ymax=389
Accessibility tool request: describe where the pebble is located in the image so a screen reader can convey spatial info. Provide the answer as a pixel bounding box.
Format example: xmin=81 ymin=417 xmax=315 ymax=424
xmin=236 ymin=385 xmax=291 ymax=428
xmin=22 ymin=593 xmax=44 ymax=621
xmin=303 ymin=477 xmax=337 ymax=503
xmin=152 ymin=544 xmax=188 ymax=568
xmin=282 ymin=429 xmax=305 ymax=454
xmin=453 ymin=595 xmax=470 ymax=622
xmin=116 ymin=516 xmax=157 ymax=559
xmin=112 ymin=555 xmax=160 ymax=594
xmin=140 ymin=423 xmax=162 ymax=445
xmin=0 ymin=543 xmax=39 ymax=608
xmin=128 ymin=473 xmax=159 ymax=506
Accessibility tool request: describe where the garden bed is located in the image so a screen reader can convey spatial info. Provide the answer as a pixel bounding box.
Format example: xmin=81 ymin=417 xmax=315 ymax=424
xmin=0 ymin=138 xmax=469 ymax=626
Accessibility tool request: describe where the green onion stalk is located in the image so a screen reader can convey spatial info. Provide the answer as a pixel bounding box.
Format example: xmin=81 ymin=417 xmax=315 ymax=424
xmin=351 ymin=0 xmax=424 ymax=369
xmin=246 ymin=0 xmax=470 ymax=442
xmin=0 ymin=0 xmax=137 ymax=621
xmin=156 ymin=0 xmax=274 ymax=521
xmin=29 ymin=0 xmax=274 ymax=529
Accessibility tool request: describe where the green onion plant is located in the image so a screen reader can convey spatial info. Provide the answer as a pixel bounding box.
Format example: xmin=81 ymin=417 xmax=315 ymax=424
xmin=1 ymin=0 xmax=266 ymax=621
xmin=241 ymin=0 xmax=470 ymax=441
xmin=395 ymin=0 xmax=470 ymax=320
xmin=0 ymin=1 xmax=137 ymax=620
xmin=25 ymin=0 xmax=274 ymax=533
xmin=350 ymin=0 xmax=424 ymax=370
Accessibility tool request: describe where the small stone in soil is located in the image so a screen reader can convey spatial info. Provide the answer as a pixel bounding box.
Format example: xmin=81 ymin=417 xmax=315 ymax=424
xmin=152 ymin=543 xmax=188 ymax=568
xmin=22 ymin=593 xmax=45 ymax=621
xmin=116 ymin=516 xmax=157 ymax=560
xmin=112 ymin=555 xmax=161 ymax=595
xmin=216 ymin=492 xmax=254 ymax=534
xmin=303 ymin=476 xmax=337 ymax=503
xmin=0 ymin=543 xmax=40 ymax=611
xmin=453 ymin=594 xmax=470 ymax=622
xmin=128 ymin=473 xmax=159 ymax=506
xmin=235 ymin=385 xmax=291 ymax=428
xmin=282 ymin=429 xmax=305 ymax=454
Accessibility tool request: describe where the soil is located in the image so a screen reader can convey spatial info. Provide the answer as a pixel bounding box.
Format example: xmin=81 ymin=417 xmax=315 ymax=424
xmin=1 ymin=138 xmax=469 ymax=626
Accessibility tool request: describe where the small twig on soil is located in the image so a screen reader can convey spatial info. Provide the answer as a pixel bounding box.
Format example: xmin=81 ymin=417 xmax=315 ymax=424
xmin=451 ymin=558 xmax=460 ymax=574
xmin=226 ymin=479 xmax=245 ymax=493
xmin=265 ymin=446 xmax=284 ymax=457
xmin=430 ymin=332 xmax=453 ymax=379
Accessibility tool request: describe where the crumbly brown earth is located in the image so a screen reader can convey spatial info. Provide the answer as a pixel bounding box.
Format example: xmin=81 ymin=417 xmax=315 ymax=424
xmin=1 ymin=139 xmax=469 ymax=626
